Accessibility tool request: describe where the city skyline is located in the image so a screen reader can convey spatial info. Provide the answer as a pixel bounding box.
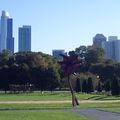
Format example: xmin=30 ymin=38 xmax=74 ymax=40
xmin=1 ymin=0 xmax=120 ymax=54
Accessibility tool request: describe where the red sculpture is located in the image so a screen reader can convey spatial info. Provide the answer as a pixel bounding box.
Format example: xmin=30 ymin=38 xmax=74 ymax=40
xmin=59 ymin=54 xmax=82 ymax=107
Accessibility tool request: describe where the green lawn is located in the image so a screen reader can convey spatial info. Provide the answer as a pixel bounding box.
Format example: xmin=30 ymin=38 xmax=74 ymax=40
xmin=0 ymin=92 xmax=119 ymax=120
xmin=0 ymin=92 xmax=71 ymax=101
xmin=0 ymin=102 xmax=120 ymax=110
xmin=0 ymin=92 xmax=120 ymax=110
xmin=0 ymin=110 xmax=94 ymax=120
xmin=100 ymin=108 xmax=120 ymax=113
xmin=0 ymin=91 xmax=119 ymax=101
xmin=79 ymin=102 xmax=120 ymax=108
xmin=0 ymin=92 xmax=120 ymax=120
xmin=0 ymin=103 xmax=71 ymax=109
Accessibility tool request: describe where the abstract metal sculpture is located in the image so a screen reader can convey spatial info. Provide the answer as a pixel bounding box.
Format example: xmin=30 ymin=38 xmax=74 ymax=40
xmin=59 ymin=54 xmax=82 ymax=107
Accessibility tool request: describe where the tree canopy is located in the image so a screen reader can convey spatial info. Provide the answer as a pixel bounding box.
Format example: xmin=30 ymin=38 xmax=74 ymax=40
xmin=0 ymin=51 xmax=60 ymax=91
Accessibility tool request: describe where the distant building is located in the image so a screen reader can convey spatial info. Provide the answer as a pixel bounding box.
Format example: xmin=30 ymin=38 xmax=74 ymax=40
xmin=19 ymin=25 xmax=31 ymax=52
xmin=0 ymin=10 xmax=14 ymax=52
xmin=115 ymin=40 xmax=120 ymax=62
xmin=93 ymin=34 xmax=106 ymax=48
xmin=102 ymin=36 xmax=120 ymax=62
xmin=52 ymin=50 xmax=67 ymax=59
xmin=7 ymin=18 xmax=14 ymax=53
xmin=108 ymin=36 xmax=118 ymax=41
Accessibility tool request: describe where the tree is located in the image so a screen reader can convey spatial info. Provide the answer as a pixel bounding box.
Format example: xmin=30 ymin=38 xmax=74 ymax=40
xmin=104 ymin=80 xmax=111 ymax=92
xmin=0 ymin=49 xmax=12 ymax=67
xmin=46 ymin=67 xmax=60 ymax=91
xmin=30 ymin=53 xmax=60 ymax=91
xmin=0 ymin=51 xmax=61 ymax=92
xmin=82 ymin=80 xmax=87 ymax=93
xmin=87 ymin=77 xmax=94 ymax=93
xmin=97 ymin=81 xmax=102 ymax=92
xmin=90 ymin=63 xmax=116 ymax=83
xmin=75 ymin=78 xmax=81 ymax=92
xmin=85 ymin=46 xmax=104 ymax=67
xmin=75 ymin=46 xmax=87 ymax=59
xmin=111 ymin=76 xmax=120 ymax=96
xmin=69 ymin=46 xmax=105 ymax=73
xmin=0 ymin=65 xmax=10 ymax=93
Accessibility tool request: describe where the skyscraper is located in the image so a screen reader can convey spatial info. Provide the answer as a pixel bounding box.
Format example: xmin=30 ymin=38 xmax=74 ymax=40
xmin=102 ymin=36 xmax=120 ymax=62
xmin=0 ymin=11 xmax=14 ymax=53
xmin=7 ymin=18 xmax=14 ymax=53
xmin=19 ymin=26 xmax=31 ymax=52
xmin=115 ymin=40 xmax=120 ymax=62
xmin=0 ymin=11 xmax=9 ymax=52
xmin=93 ymin=34 xmax=106 ymax=48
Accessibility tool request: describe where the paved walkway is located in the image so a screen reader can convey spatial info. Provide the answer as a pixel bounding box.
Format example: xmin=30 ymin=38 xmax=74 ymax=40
xmin=0 ymin=105 xmax=120 ymax=120
xmin=67 ymin=108 xmax=120 ymax=120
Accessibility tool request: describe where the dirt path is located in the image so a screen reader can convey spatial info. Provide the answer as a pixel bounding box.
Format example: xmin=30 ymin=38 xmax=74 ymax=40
xmin=0 ymin=100 xmax=120 ymax=104
xmin=67 ymin=108 xmax=120 ymax=120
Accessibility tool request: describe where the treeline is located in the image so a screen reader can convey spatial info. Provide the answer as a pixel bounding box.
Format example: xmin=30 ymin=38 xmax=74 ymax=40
xmin=67 ymin=46 xmax=120 ymax=95
xmin=0 ymin=50 xmax=60 ymax=92
xmin=75 ymin=77 xmax=94 ymax=93
xmin=0 ymin=45 xmax=120 ymax=96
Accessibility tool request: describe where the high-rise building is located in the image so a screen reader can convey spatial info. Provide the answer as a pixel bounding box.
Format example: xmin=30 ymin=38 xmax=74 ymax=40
xmin=19 ymin=25 xmax=31 ymax=52
xmin=93 ymin=34 xmax=106 ymax=48
xmin=107 ymin=36 xmax=118 ymax=60
xmin=115 ymin=40 xmax=120 ymax=62
xmin=0 ymin=11 xmax=14 ymax=53
xmin=108 ymin=36 xmax=118 ymax=41
xmin=0 ymin=11 xmax=9 ymax=52
xmin=7 ymin=18 xmax=14 ymax=53
xmin=102 ymin=36 xmax=120 ymax=62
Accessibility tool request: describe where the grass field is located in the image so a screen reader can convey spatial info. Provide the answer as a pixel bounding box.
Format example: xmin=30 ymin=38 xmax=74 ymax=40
xmin=0 ymin=102 xmax=120 ymax=110
xmin=0 ymin=91 xmax=119 ymax=120
xmin=100 ymin=108 xmax=120 ymax=113
xmin=0 ymin=92 xmax=120 ymax=109
xmin=0 ymin=110 xmax=94 ymax=120
xmin=0 ymin=91 xmax=120 ymax=101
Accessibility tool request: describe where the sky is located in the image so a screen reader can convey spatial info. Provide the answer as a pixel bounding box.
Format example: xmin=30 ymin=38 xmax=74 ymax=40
xmin=1 ymin=0 xmax=120 ymax=54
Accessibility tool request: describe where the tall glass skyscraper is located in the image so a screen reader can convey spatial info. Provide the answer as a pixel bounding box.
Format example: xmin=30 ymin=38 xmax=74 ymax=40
xmin=0 ymin=11 xmax=14 ymax=53
xmin=102 ymin=36 xmax=120 ymax=62
xmin=19 ymin=26 xmax=31 ymax=52
xmin=7 ymin=18 xmax=14 ymax=53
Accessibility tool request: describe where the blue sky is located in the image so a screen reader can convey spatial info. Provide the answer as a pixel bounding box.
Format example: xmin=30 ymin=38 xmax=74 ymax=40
xmin=1 ymin=0 xmax=120 ymax=54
